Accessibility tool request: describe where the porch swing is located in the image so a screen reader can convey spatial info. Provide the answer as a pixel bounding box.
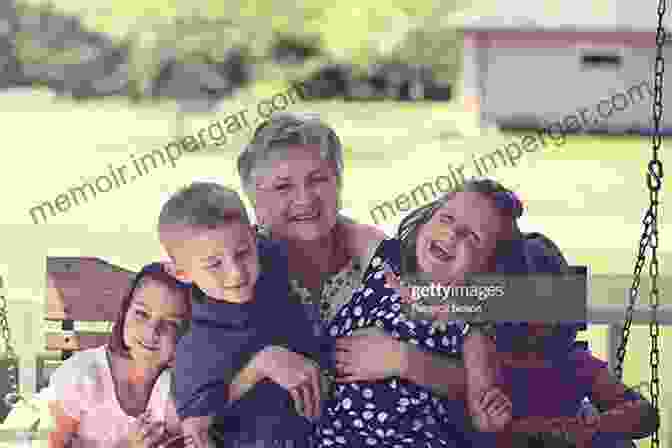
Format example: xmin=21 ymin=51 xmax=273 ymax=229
xmin=0 ymin=4 xmax=667 ymax=448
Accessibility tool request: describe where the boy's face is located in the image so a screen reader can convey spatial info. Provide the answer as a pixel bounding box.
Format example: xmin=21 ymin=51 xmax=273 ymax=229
xmin=163 ymin=222 xmax=260 ymax=303
xmin=415 ymin=192 xmax=507 ymax=286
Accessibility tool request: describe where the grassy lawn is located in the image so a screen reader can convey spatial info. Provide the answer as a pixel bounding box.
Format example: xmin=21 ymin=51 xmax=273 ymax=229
xmin=0 ymin=87 xmax=669 ymax=446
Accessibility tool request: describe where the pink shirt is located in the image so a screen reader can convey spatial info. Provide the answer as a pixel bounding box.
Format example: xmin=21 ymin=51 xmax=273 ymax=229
xmin=45 ymin=345 xmax=173 ymax=448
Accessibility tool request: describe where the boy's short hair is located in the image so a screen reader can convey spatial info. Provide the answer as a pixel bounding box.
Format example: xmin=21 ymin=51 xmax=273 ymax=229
xmin=158 ymin=182 xmax=250 ymax=234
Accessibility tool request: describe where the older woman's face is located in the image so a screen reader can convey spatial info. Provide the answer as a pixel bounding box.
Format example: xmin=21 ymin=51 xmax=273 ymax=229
xmin=415 ymin=192 xmax=506 ymax=285
xmin=253 ymin=145 xmax=339 ymax=241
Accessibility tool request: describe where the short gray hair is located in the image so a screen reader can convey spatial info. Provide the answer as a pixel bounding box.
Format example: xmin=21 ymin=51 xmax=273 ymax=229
xmin=158 ymin=182 xmax=250 ymax=231
xmin=237 ymin=111 xmax=344 ymax=203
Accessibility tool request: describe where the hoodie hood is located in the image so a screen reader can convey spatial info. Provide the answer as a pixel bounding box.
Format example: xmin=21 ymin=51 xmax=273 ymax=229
xmin=493 ymin=232 xmax=585 ymax=355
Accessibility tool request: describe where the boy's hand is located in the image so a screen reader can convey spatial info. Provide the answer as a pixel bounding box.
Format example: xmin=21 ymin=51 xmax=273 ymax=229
xmin=469 ymin=388 xmax=512 ymax=432
xmin=254 ymin=346 xmax=322 ymax=421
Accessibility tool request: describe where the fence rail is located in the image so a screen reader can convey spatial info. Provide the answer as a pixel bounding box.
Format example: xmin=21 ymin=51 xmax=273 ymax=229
xmin=588 ymin=304 xmax=671 ymax=372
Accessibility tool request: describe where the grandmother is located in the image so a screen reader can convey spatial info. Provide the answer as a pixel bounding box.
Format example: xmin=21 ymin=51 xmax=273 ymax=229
xmin=225 ymin=112 xmax=498 ymax=417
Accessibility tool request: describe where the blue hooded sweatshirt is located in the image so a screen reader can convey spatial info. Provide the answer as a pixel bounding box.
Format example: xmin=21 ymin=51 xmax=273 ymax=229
xmin=173 ymin=238 xmax=318 ymax=446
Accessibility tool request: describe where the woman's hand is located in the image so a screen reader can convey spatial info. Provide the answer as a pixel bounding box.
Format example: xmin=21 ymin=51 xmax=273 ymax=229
xmin=254 ymin=346 xmax=322 ymax=420
xmin=334 ymin=327 xmax=407 ymax=382
xmin=127 ymin=412 xmax=168 ymax=448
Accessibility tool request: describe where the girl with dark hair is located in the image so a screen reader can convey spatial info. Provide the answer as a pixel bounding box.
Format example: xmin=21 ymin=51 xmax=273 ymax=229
xmin=46 ymin=263 xmax=191 ymax=448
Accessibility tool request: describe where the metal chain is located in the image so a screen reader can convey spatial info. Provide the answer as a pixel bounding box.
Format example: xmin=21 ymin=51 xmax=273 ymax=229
xmin=0 ymin=275 xmax=22 ymax=409
xmin=612 ymin=1 xmax=664 ymax=446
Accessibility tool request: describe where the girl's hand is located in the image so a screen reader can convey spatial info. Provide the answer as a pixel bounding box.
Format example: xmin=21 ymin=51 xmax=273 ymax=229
xmin=181 ymin=416 xmax=213 ymax=448
xmin=254 ymin=346 xmax=322 ymax=420
xmin=334 ymin=327 xmax=407 ymax=382
xmin=128 ymin=412 xmax=167 ymax=448
xmin=469 ymin=388 xmax=512 ymax=432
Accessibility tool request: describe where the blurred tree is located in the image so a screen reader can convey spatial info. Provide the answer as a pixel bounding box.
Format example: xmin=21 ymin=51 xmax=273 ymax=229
xmin=14 ymin=0 xmax=470 ymax=97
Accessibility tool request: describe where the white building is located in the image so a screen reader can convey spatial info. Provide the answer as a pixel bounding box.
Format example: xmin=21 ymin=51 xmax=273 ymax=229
xmin=457 ymin=7 xmax=672 ymax=134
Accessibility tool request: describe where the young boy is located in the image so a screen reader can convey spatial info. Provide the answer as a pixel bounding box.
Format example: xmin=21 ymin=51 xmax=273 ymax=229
xmin=158 ymin=182 xmax=322 ymax=448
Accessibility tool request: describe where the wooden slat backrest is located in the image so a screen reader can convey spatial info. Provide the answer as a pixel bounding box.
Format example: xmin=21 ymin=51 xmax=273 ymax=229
xmin=45 ymin=257 xmax=136 ymax=356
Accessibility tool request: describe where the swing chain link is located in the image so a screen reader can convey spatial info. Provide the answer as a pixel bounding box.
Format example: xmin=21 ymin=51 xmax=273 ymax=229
xmin=613 ymin=1 xmax=664 ymax=447
xmin=0 ymin=275 xmax=23 ymax=409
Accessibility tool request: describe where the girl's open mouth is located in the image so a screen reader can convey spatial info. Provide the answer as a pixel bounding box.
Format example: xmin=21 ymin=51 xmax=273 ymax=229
xmin=429 ymin=240 xmax=455 ymax=262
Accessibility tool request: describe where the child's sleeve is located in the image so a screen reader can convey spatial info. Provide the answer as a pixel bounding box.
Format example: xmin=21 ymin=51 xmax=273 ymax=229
xmin=46 ymin=352 xmax=96 ymax=421
xmin=173 ymin=336 xmax=227 ymax=420
xmin=173 ymin=327 xmax=267 ymax=420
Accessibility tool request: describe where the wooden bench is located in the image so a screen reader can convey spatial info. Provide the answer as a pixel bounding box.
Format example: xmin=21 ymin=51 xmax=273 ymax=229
xmin=45 ymin=257 xmax=136 ymax=361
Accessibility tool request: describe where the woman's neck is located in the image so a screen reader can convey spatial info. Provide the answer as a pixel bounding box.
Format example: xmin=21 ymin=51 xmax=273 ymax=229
xmin=283 ymin=224 xmax=350 ymax=290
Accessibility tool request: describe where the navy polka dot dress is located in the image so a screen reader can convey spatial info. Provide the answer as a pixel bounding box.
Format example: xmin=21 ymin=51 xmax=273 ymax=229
xmin=316 ymin=238 xmax=475 ymax=448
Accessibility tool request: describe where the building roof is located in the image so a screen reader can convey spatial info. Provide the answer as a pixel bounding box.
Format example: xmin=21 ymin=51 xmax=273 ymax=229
xmin=442 ymin=0 xmax=671 ymax=33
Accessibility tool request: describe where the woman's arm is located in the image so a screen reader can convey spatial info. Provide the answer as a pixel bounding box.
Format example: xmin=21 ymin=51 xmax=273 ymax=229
xmin=47 ymin=401 xmax=79 ymax=448
xmin=402 ymin=343 xmax=467 ymax=400
xmin=336 ymin=327 xmax=468 ymax=400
